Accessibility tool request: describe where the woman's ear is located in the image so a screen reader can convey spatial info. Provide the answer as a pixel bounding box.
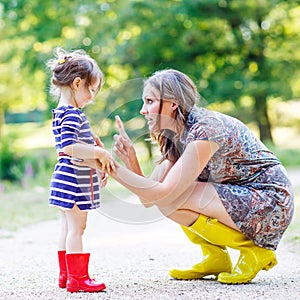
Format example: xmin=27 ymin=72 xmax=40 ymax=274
xmin=171 ymin=102 xmax=179 ymax=111
xmin=72 ymin=77 xmax=81 ymax=90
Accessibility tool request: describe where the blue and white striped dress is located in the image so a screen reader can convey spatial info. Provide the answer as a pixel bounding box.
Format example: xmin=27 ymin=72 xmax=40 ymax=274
xmin=49 ymin=105 xmax=100 ymax=210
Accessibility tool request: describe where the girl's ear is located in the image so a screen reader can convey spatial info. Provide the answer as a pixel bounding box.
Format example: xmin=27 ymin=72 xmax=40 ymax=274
xmin=72 ymin=77 xmax=81 ymax=89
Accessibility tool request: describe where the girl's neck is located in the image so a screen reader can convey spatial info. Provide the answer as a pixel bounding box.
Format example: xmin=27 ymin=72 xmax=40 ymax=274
xmin=58 ymin=99 xmax=77 ymax=108
xmin=58 ymin=88 xmax=78 ymax=108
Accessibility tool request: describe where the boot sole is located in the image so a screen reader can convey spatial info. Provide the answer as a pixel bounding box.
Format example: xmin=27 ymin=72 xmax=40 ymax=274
xmin=218 ymin=257 xmax=278 ymax=284
xmin=169 ymin=269 xmax=223 ymax=280
xmin=67 ymin=283 xmax=106 ymax=293
xmin=263 ymin=257 xmax=277 ymax=271
xmin=59 ymin=275 xmax=67 ymax=288
xmin=170 ymin=273 xmax=219 ymax=280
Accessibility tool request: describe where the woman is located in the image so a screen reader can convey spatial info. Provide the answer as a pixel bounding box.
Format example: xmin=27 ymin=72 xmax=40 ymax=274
xmin=89 ymin=69 xmax=294 ymax=284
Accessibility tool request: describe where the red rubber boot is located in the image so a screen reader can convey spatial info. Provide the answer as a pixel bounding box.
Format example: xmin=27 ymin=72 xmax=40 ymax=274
xmin=58 ymin=250 xmax=67 ymax=288
xmin=65 ymin=253 xmax=106 ymax=293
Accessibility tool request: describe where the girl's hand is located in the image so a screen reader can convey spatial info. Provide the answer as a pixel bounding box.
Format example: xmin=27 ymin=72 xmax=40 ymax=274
xmin=97 ymin=147 xmax=117 ymax=173
xmin=92 ymin=133 xmax=105 ymax=148
xmin=71 ymin=157 xmax=117 ymax=175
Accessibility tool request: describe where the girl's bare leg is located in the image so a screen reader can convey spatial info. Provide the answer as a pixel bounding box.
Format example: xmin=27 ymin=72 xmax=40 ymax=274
xmin=65 ymin=204 xmax=88 ymax=253
xmin=58 ymin=210 xmax=68 ymax=250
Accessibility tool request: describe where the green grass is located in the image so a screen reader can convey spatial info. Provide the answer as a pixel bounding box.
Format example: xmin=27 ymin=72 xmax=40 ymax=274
xmin=0 ymin=186 xmax=58 ymax=234
xmin=282 ymin=182 xmax=300 ymax=250
xmin=0 ymin=175 xmax=134 ymax=237
xmin=0 ymin=121 xmax=300 ymax=241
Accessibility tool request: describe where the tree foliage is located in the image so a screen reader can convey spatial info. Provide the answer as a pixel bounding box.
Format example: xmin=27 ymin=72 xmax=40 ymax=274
xmin=1 ymin=0 xmax=300 ymax=142
xmin=103 ymin=0 xmax=300 ymax=141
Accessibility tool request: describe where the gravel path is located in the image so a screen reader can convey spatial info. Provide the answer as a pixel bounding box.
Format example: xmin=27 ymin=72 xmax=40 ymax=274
xmin=0 ymin=168 xmax=299 ymax=300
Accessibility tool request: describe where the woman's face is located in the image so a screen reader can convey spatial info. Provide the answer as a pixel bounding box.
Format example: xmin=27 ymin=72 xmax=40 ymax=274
xmin=141 ymin=83 xmax=178 ymax=132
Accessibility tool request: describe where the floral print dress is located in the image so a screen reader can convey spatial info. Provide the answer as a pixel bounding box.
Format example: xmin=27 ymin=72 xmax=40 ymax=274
xmin=182 ymin=106 xmax=294 ymax=250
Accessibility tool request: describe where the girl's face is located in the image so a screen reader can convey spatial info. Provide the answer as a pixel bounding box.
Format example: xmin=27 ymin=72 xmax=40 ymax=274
xmin=141 ymin=83 xmax=178 ymax=133
xmin=74 ymin=78 xmax=100 ymax=108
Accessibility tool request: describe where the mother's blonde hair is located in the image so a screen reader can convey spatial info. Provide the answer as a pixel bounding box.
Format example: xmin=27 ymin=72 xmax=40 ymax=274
xmin=144 ymin=69 xmax=200 ymax=163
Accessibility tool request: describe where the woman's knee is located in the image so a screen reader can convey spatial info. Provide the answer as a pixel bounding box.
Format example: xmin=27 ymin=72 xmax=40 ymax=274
xmin=158 ymin=206 xmax=199 ymax=227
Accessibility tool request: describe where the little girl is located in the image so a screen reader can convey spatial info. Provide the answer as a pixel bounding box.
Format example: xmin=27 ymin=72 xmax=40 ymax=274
xmin=47 ymin=48 xmax=115 ymax=293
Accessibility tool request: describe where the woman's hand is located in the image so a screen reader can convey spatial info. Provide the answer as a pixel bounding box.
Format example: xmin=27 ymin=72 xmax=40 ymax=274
xmin=97 ymin=169 xmax=108 ymax=188
xmin=113 ymin=115 xmax=144 ymax=176
xmin=113 ymin=115 xmax=134 ymax=165
xmin=71 ymin=158 xmax=109 ymax=187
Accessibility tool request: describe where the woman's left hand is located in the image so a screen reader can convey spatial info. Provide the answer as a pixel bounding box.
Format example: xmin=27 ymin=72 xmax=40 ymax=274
xmin=97 ymin=169 xmax=108 ymax=188
xmin=72 ymin=158 xmax=109 ymax=187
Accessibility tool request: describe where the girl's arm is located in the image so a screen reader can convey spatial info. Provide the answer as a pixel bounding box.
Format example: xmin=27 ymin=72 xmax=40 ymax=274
xmin=63 ymin=143 xmax=116 ymax=172
xmin=110 ymin=140 xmax=219 ymax=207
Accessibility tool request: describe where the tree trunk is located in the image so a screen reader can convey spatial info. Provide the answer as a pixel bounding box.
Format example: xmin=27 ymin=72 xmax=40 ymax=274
xmin=0 ymin=108 xmax=4 ymax=139
xmin=254 ymin=95 xmax=273 ymax=143
xmin=145 ymin=140 xmax=152 ymax=160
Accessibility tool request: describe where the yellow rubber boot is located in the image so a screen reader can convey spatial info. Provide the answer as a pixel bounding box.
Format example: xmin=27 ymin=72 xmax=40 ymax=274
xmin=169 ymin=225 xmax=232 ymax=280
xmin=189 ymin=215 xmax=277 ymax=284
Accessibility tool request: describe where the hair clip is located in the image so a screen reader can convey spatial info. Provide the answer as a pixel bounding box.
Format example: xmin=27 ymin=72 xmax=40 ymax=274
xmin=58 ymin=58 xmax=66 ymax=64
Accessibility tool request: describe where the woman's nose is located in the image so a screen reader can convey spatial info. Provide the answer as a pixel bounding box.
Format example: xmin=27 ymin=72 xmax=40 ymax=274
xmin=140 ymin=104 xmax=147 ymax=115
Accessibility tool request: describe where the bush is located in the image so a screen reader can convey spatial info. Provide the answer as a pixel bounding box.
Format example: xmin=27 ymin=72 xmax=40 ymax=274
xmin=265 ymin=143 xmax=300 ymax=167
xmin=0 ymin=132 xmax=55 ymax=186
xmin=0 ymin=133 xmax=25 ymax=181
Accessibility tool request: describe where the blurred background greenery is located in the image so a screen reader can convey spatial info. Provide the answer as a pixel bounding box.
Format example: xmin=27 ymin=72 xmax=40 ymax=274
xmin=0 ymin=0 xmax=300 ymax=236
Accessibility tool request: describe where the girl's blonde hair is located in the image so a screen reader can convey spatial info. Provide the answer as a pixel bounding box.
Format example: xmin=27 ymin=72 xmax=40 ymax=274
xmin=144 ymin=69 xmax=199 ymax=163
xmin=47 ymin=47 xmax=104 ymax=99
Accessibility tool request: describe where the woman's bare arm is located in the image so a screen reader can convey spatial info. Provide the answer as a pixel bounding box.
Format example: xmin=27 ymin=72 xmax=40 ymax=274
xmin=110 ymin=140 xmax=219 ymax=207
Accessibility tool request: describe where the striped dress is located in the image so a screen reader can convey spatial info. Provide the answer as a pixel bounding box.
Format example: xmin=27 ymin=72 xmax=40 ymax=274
xmin=49 ymin=105 xmax=100 ymax=210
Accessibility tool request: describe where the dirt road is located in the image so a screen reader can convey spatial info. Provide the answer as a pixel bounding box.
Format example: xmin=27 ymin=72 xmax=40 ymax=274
xmin=0 ymin=168 xmax=299 ymax=300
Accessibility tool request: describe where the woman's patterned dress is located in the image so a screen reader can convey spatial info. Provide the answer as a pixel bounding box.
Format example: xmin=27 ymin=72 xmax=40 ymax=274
xmin=181 ymin=106 xmax=294 ymax=250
